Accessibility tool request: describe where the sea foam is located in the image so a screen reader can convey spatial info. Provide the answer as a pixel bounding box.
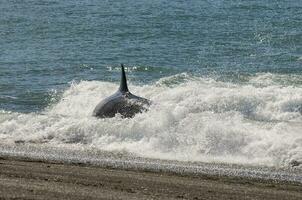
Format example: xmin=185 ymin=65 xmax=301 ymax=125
xmin=0 ymin=73 xmax=302 ymax=169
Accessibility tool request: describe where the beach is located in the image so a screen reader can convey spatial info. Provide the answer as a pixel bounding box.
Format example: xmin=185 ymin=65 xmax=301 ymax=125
xmin=1 ymin=156 xmax=301 ymax=200
xmin=1 ymin=1 xmax=302 ymax=199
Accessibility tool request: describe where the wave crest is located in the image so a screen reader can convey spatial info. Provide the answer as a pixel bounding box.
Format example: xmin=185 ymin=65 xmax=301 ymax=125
xmin=0 ymin=73 xmax=302 ymax=169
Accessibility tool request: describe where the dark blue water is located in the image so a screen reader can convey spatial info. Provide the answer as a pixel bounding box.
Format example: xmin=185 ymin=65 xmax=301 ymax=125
xmin=1 ymin=0 xmax=302 ymax=112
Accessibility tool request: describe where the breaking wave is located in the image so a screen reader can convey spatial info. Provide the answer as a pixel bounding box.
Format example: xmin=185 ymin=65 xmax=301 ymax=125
xmin=0 ymin=73 xmax=302 ymax=170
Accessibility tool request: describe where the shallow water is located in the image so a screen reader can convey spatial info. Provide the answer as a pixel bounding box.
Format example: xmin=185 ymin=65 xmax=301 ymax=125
xmin=1 ymin=74 xmax=302 ymax=170
xmin=1 ymin=0 xmax=302 ymax=179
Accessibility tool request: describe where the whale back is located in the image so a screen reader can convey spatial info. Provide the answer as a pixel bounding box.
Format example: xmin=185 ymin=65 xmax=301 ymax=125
xmin=93 ymin=64 xmax=150 ymax=118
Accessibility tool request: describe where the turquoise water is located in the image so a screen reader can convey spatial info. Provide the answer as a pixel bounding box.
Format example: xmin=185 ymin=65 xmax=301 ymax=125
xmin=1 ymin=0 xmax=301 ymax=112
xmin=0 ymin=1 xmax=302 ymax=173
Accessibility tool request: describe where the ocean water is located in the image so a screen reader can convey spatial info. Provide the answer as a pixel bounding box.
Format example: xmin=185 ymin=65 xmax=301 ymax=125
xmin=1 ymin=1 xmax=302 ymax=180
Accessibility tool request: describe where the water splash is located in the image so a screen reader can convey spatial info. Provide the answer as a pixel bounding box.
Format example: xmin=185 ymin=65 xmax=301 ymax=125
xmin=0 ymin=73 xmax=302 ymax=170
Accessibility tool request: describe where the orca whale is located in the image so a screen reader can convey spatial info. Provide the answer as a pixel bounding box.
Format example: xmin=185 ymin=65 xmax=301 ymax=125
xmin=93 ymin=64 xmax=150 ymax=118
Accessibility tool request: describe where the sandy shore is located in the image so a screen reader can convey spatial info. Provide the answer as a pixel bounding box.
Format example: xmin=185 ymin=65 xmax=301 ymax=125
xmin=0 ymin=157 xmax=301 ymax=200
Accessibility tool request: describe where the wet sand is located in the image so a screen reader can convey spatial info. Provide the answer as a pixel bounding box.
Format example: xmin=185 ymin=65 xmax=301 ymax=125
xmin=0 ymin=157 xmax=301 ymax=200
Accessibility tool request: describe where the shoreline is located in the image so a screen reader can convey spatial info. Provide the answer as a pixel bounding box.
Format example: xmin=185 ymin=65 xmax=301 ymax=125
xmin=1 ymin=143 xmax=302 ymax=184
xmin=0 ymin=156 xmax=302 ymax=199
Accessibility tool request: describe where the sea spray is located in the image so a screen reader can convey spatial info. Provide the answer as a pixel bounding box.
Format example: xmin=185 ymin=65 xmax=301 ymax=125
xmin=0 ymin=73 xmax=302 ymax=170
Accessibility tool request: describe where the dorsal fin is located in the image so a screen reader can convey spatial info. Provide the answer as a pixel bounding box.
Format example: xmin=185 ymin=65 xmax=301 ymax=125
xmin=119 ymin=64 xmax=129 ymax=93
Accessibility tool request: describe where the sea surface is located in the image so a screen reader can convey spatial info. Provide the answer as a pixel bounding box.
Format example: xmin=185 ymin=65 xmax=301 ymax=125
xmin=1 ymin=0 xmax=302 ymax=181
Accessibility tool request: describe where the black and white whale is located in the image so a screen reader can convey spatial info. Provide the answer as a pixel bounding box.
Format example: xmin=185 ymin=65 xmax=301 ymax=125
xmin=93 ymin=64 xmax=150 ymax=118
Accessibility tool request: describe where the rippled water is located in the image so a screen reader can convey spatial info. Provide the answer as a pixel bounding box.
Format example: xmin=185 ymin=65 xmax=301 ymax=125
xmin=1 ymin=0 xmax=302 ymax=179
xmin=1 ymin=0 xmax=301 ymax=112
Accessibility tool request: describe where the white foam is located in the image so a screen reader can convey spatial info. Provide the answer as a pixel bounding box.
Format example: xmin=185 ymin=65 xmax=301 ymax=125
xmin=0 ymin=73 xmax=302 ymax=169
